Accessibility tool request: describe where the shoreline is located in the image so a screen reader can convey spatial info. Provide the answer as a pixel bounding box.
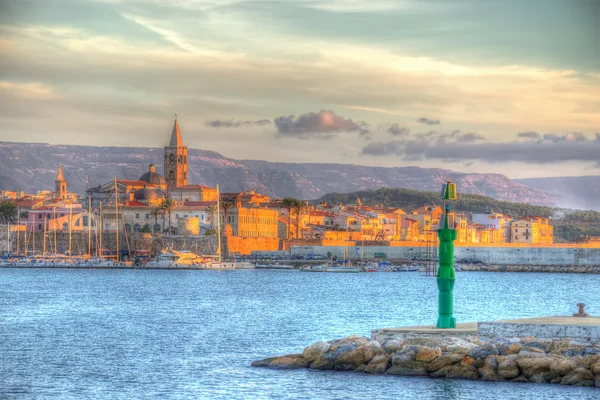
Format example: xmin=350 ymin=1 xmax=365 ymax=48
xmin=252 ymin=333 xmax=600 ymax=388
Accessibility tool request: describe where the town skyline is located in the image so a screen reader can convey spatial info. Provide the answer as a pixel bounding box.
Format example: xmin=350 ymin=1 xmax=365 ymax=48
xmin=1 ymin=0 xmax=599 ymax=179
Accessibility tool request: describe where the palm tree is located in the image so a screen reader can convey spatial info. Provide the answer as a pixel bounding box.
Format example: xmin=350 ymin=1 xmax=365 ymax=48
xmin=281 ymin=197 xmax=296 ymax=239
xmin=220 ymin=201 xmax=233 ymax=229
xmin=293 ymin=199 xmax=306 ymax=240
xmin=160 ymin=198 xmax=178 ymax=235
xmin=205 ymin=205 xmax=216 ymax=228
xmin=0 ymin=201 xmax=17 ymax=224
xmin=150 ymin=208 xmax=162 ymax=234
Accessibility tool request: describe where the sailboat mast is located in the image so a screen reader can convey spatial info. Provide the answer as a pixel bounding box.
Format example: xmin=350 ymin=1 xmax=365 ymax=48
xmin=99 ymin=202 xmax=103 ymax=257
xmin=69 ymin=202 xmax=72 ymax=259
xmin=16 ymin=209 xmax=20 ymax=256
xmin=43 ymin=215 xmax=47 ymax=256
xmin=54 ymin=207 xmax=58 ymax=256
xmin=114 ymin=177 xmax=119 ymax=261
xmin=216 ymin=185 xmax=222 ymax=262
xmin=88 ymin=195 xmax=92 ymax=257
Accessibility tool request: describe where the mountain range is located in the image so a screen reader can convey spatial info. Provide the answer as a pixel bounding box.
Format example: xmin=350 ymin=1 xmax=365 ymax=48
xmin=0 ymin=142 xmax=597 ymax=210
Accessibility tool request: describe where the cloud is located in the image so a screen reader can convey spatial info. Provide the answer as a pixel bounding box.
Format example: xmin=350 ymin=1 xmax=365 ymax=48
xmin=205 ymin=119 xmax=271 ymax=128
xmin=274 ymin=110 xmax=369 ymax=139
xmin=517 ymin=131 xmax=541 ymax=140
xmin=361 ymin=140 xmax=404 ymax=156
xmin=417 ymin=117 xmax=440 ymax=125
xmin=388 ymin=124 xmax=409 ymax=136
xmin=360 ymin=132 xmax=600 ymax=165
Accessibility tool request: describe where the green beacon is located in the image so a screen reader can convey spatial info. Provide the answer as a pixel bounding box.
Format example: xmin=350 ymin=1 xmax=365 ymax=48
xmin=437 ymin=181 xmax=457 ymax=329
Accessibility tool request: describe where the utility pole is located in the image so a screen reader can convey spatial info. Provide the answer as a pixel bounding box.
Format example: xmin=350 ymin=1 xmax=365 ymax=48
xmin=437 ymin=181 xmax=458 ymax=329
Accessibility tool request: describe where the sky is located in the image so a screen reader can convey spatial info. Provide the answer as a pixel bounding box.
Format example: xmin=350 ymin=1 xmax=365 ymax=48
xmin=0 ymin=0 xmax=599 ymax=178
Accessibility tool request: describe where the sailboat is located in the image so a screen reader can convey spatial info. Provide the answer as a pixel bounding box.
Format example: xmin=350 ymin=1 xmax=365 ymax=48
xmin=198 ymin=184 xmax=236 ymax=270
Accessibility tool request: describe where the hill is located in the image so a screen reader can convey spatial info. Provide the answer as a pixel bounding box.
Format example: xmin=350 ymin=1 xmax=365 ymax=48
xmin=516 ymin=176 xmax=600 ymax=211
xmin=1 ymin=141 xmax=553 ymax=205
xmin=315 ymin=188 xmax=600 ymax=243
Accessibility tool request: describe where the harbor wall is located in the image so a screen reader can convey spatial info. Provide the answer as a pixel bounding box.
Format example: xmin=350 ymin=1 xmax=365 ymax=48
xmin=287 ymin=244 xmax=600 ymax=266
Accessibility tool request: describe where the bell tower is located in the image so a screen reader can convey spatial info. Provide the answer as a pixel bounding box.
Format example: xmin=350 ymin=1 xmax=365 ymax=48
xmin=55 ymin=165 xmax=67 ymax=200
xmin=164 ymin=115 xmax=188 ymax=190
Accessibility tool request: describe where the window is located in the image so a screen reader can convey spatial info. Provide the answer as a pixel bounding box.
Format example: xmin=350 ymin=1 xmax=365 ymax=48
xmin=176 ymin=214 xmax=179 ymax=218
xmin=83 ymin=216 xmax=88 ymax=227
xmin=38 ymin=224 xmax=42 ymax=230
xmin=136 ymin=213 xmax=139 ymax=219
xmin=145 ymin=214 xmax=149 ymax=219
xmin=39 ymin=214 xmax=43 ymax=220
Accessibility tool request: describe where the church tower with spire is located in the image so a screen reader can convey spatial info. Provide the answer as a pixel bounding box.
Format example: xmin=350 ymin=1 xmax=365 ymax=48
xmin=55 ymin=165 xmax=67 ymax=200
xmin=164 ymin=116 xmax=188 ymax=190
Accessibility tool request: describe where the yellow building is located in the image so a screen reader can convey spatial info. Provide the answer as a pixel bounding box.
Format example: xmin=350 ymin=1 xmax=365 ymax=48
xmin=226 ymin=207 xmax=279 ymax=238
xmin=511 ymin=216 xmax=553 ymax=244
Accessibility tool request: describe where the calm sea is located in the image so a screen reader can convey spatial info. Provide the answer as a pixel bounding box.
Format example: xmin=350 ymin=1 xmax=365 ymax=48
xmin=1 ymin=269 xmax=598 ymax=399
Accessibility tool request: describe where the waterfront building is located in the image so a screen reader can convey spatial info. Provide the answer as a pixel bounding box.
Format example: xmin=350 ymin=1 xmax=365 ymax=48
xmin=169 ymin=185 xmax=218 ymax=202
xmin=511 ymin=216 xmax=553 ymax=244
xmin=472 ymin=212 xmax=512 ymax=242
xmin=226 ymin=206 xmax=279 ymax=238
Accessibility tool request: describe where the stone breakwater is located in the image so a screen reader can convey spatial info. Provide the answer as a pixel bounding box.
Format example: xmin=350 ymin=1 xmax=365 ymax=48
xmin=252 ymin=335 xmax=600 ymax=388
xmin=456 ymin=264 xmax=600 ymax=274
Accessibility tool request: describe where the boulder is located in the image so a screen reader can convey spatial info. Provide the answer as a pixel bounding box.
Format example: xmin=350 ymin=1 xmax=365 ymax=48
xmin=516 ymin=357 xmax=552 ymax=378
xmin=595 ymin=376 xmax=600 ymax=388
xmin=446 ymin=344 xmax=470 ymax=354
xmin=382 ymin=339 xmax=404 ymax=354
xmin=591 ymin=360 xmax=600 ymax=375
xmin=507 ymin=343 xmax=521 ymax=355
xmin=385 ymin=360 xmax=428 ymax=376
xmin=550 ymin=358 xmax=577 ymax=376
xmin=392 ymin=350 xmax=416 ymax=363
xmin=511 ymin=375 xmax=529 ymax=383
xmin=469 ymin=344 xmax=499 ymax=360
xmin=415 ymin=347 xmax=442 ymax=363
xmin=251 ymin=357 xmax=276 ymax=367
xmin=517 ymin=351 xmax=546 ymax=359
xmin=560 ymin=367 xmax=594 ymax=386
xmin=547 ymin=340 xmax=571 ymax=354
xmin=334 ymin=341 xmax=384 ymax=371
xmin=521 ymin=346 xmax=545 ymax=354
xmin=365 ymin=354 xmax=390 ymax=374
xmin=528 ymin=374 xmax=547 ymax=384
xmin=263 ymin=354 xmax=308 ymax=369
xmin=354 ymin=364 xmax=367 ymax=373
xmin=445 ymin=364 xmax=480 ymax=380
xmin=403 ymin=337 xmax=442 ymax=348
xmin=497 ymin=358 xmax=520 ymax=379
xmin=303 ymin=341 xmax=330 ymax=362
xmin=426 ymin=353 xmax=465 ymax=372
xmin=583 ymin=354 xmax=600 ymax=368
xmin=478 ymin=356 xmax=503 ymax=381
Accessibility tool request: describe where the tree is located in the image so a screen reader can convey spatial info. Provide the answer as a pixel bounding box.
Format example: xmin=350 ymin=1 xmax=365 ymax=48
xmin=160 ymin=198 xmax=178 ymax=235
xmin=150 ymin=208 xmax=162 ymax=234
xmin=281 ymin=197 xmax=296 ymax=239
xmin=293 ymin=199 xmax=306 ymax=239
xmin=0 ymin=201 xmax=17 ymax=224
xmin=220 ymin=201 xmax=233 ymax=228
xmin=206 ymin=205 xmax=216 ymax=228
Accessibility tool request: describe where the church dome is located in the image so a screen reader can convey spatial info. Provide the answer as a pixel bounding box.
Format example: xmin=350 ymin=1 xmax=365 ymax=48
xmin=134 ymin=186 xmax=158 ymax=202
xmin=139 ymin=164 xmax=166 ymax=185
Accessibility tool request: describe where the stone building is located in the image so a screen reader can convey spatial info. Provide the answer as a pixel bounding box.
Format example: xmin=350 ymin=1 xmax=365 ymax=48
xmin=511 ymin=216 xmax=554 ymax=244
xmin=164 ymin=118 xmax=188 ymax=189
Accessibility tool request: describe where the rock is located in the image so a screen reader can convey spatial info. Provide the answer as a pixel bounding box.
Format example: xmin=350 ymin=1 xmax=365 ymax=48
xmin=310 ymin=355 xmax=334 ymax=370
xmin=251 ymin=357 xmax=275 ymax=367
xmin=550 ymin=358 xmax=577 ymax=376
xmin=365 ymin=354 xmax=390 ymax=374
xmin=469 ymin=344 xmax=499 ymax=360
xmin=446 ymin=345 xmax=470 ymax=354
xmin=382 ymin=339 xmax=404 ymax=354
xmin=385 ymin=360 xmax=428 ymax=376
xmin=303 ymin=341 xmax=330 ymax=362
xmin=595 ymin=376 xmax=600 ymax=388
xmin=392 ymin=350 xmax=416 ymax=363
xmin=521 ymin=346 xmax=545 ymax=354
xmin=478 ymin=356 xmax=503 ymax=381
xmin=520 ymin=336 xmax=536 ymax=344
xmin=547 ymin=340 xmax=571 ymax=354
xmin=497 ymin=358 xmax=520 ymax=379
xmin=334 ymin=341 xmax=384 ymax=371
xmin=426 ymin=353 xmax=465 ymax=372
xmin=516 ymin=357 xmax=553 ymax=378
xmin=264 ymin=354 xmax=308 ymax=369
xmin=354 ymin=364 xmax=367 ymax=373
xmin=511 ymin=375 xmax=529 ymax=383
xmin=560 ymin=367 xmax=594 ymax=385
xmin=528 ymin=374 xmax=547 ymax=383
xmin=583 ymin=354 xmax=600 ymax=368
xmin=415 ymin=347 xmax=442 ymax=363
xmin=445 ymin=364 xmax=480 ymax=380
xmin=507 ymin=343 xmax=521 ymax=355
xmin=573 ymin=380 xmax=594 ymax=387
xmin=518 ymin=351 xmax=546 ymax=359
xmin=591 ymin=360 xmax=600 ymax=375
xmin=311 ymin=336 xmax=370 ymax=370
xmin=403 ymin=337 xmax=441 ymax=348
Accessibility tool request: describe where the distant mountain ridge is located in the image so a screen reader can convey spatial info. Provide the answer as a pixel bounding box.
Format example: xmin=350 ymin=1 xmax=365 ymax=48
xmin=0 ymin=141 xmax=561 ymax=206
xmin=515 ymin=176 xmax=600 ymax=211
